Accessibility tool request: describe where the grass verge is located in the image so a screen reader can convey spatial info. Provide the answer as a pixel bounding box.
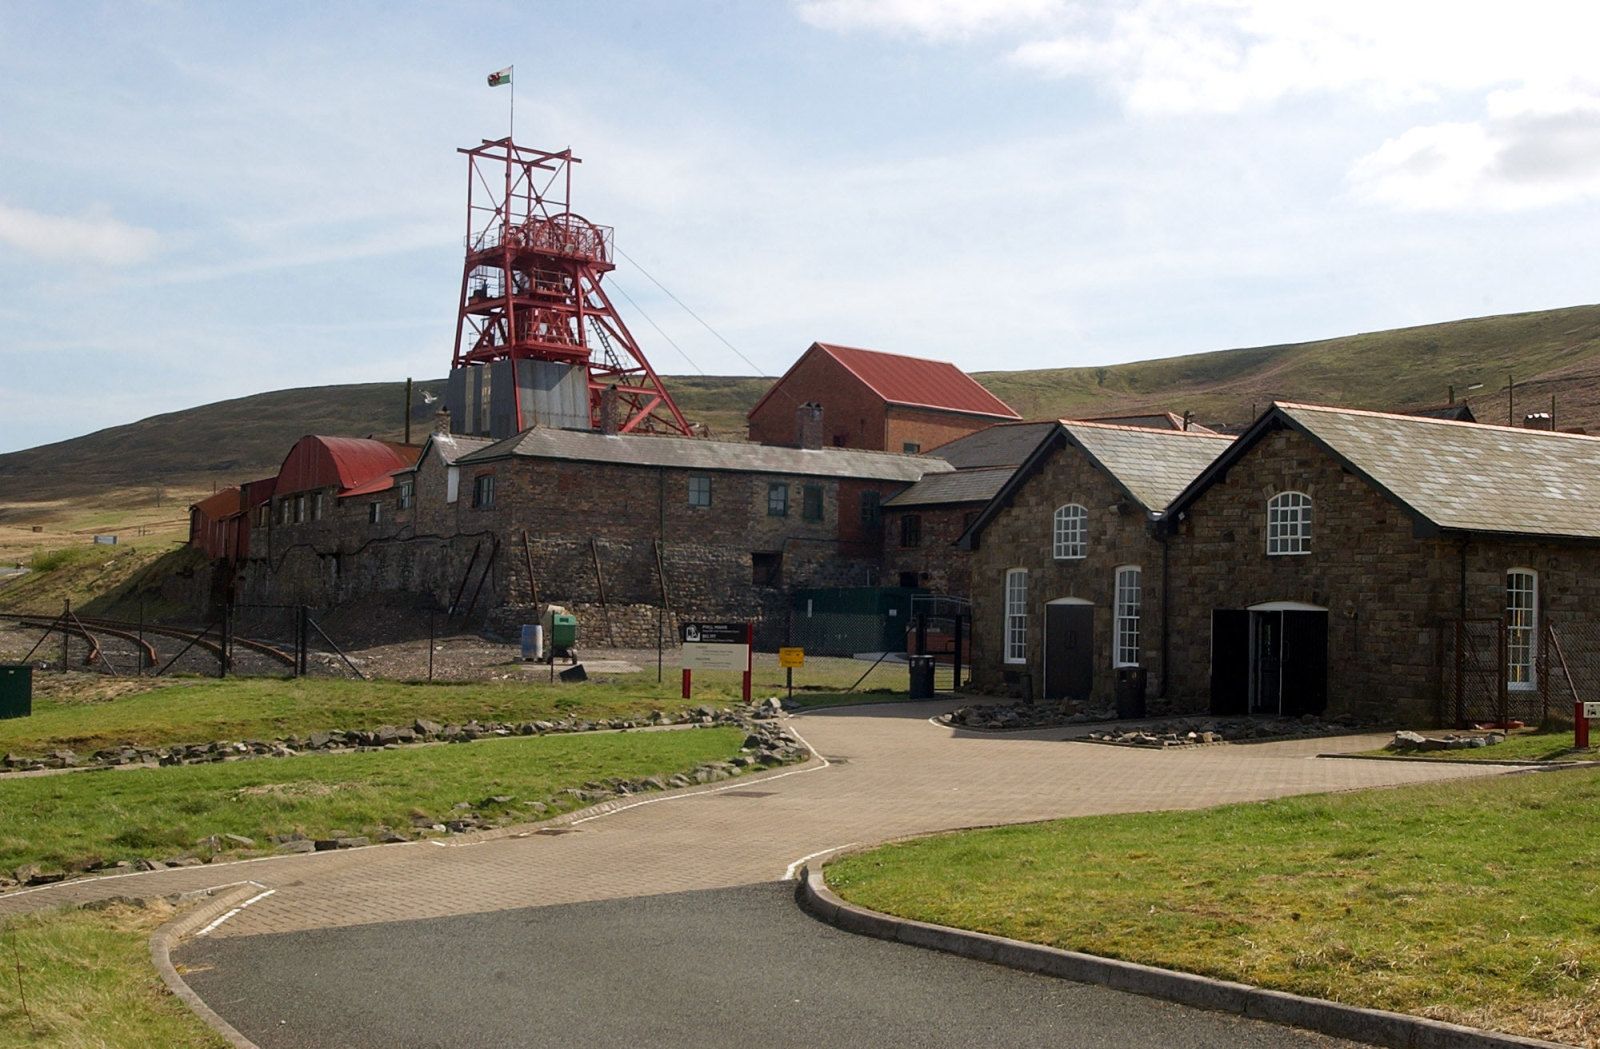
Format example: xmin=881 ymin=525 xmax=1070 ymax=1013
xmin=0 ymin=727 xmax=745 ymax=874
xmin=0 ymin=900 xmax=225 ymax=1048
xmin=829 ymin=768 xmax=1600 ymax=1046
xmin=0 ymin=675 xmax=755 ymax=757
xmin=1364 ymin=727 xmax=1596 ymax=763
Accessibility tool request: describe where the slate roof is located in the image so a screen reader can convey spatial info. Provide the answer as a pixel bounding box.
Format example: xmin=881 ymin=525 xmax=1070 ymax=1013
xmin=884 ymin=466 xmax=1015 ymax=508
xmin=457 ymin=426 xmax=951 ymax=482
xmin=926 ymin=421 xmax=1057 ymax=469
xmin=1061 ymin=423 xmax=1236 ymax=511
xmin=1075 ymin=411 xmax=1220 ymax=435
xmin=960 ymin=422 xmax=1234 ymax=547
xmin=747 ymin=343 xmax=1020 ymax=421
xmin=1176 ymin=402 xmax=1600 ymax=540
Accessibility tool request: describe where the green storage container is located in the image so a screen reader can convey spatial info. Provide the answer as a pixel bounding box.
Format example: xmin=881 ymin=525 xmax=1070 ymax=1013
xmin=0 ymin=664 xmax=32 ymax=720
xmin=550 ymin=614 xmax=578 ymax=649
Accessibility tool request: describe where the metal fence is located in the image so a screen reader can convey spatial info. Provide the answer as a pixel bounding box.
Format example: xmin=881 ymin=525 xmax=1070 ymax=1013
xmin=1439 ymin=616 xmax=1600 ymax=726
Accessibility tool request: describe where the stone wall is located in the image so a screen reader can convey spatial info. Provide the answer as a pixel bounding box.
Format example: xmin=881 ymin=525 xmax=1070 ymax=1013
xmin=882 ymin=504 xmax=978 ymax=598
xmin=967 ymin=438 xmax=1165 ymax=706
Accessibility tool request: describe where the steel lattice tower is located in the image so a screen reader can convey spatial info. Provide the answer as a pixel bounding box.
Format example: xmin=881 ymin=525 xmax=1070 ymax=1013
xmin=450 ymin=138 xmax=690 ymax=436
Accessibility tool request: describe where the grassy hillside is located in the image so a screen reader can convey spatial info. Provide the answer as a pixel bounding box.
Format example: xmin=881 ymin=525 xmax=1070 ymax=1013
xmin=979 ymin=303 xmax=1600 ymax=429
xmin=4 ymin=304 xmax=1600 ymax=515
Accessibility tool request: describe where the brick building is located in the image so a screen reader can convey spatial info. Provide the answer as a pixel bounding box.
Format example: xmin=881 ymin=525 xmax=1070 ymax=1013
xmin=746 ymin=342 xmax=1020 ymax=453
xmin=1160 ymin=403 xmax=1600 ymax=725
xmin=961 ymin=422 xmax=1233 ymax=706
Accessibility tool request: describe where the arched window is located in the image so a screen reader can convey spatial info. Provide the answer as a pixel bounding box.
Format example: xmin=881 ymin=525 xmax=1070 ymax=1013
xmin=1267 ymin=491 xmax=1312 ymax=555
xmin=1053 ymin=504 xmax=1087 ymax=560
xmin=1507 ymin=569 xmax=1537 ymax=690
xmin=1004 ymin=568 xmax=1028 ymax=664
xmin=1113 ymin=565 xmax=1141 ymax=667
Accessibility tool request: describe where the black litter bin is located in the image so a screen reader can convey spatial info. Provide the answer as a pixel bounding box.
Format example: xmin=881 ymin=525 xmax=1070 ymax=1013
xmin=0 ymin=665 xmax=32 ymax=720
xmin=908 ymin=655 xmax=936 ymax=700
xmin=1115 ymin=666 xmax=1147 ymax=719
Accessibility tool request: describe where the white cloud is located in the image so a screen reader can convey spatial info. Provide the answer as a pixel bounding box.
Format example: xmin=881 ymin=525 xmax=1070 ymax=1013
xmin=0 ymin=202 xmax=159 ymax=265
xmin=795 ymin=0 xmax=1065 ymax=40
xmin=804 ymin=0 xmax=1600 ymax=115
xmin=1349 ymin=87 xmax=1600 ymax=211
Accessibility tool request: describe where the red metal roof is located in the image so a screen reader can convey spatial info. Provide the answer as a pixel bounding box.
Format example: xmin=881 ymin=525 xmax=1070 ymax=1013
xmin=275 ymin=436 xmax=420 ymax=497
xmin=192 ymin=486 xmax=243 ymax=521
xmin=747 ymin=343 xmax=1020 ymax=421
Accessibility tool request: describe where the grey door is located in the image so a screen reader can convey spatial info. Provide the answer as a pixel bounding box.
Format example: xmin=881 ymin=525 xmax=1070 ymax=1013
xmin=1045 ymin=604 xmax=1094 ymax=701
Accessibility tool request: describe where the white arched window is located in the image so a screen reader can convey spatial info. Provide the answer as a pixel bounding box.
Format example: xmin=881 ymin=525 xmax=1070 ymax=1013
xmin=1113 ymin=565 xmax=1141 ymax=667
xmin=1266 ymin=491 xmax=1312 ymax=555
xmin=1004 ymin=568 xmax=1028 ymax=664
xmin=1053 ymin=504 xmax=1087 ymax=560
xmin=1507 ymin=569 xmax=1537 ymax=690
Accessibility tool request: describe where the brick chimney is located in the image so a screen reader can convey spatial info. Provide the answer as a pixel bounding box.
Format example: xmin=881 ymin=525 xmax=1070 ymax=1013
xmin=1524 ymin=412 xmax=1554 ymax=431
xmin=796 ymin=402 xmax=824 ymax=449
xmin=433 ymin=408 xmax=452 ymax=435
xmin=600 ymin=385 xmax=620 ymax=436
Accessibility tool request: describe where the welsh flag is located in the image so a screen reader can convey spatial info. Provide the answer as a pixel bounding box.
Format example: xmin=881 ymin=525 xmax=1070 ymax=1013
xmin=487 ymin=67 xmax=512 ymax=88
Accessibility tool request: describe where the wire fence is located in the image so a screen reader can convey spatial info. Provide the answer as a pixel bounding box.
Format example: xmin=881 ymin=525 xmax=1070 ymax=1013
xmin=1439 ymin=616 xmax=1600 ymax=726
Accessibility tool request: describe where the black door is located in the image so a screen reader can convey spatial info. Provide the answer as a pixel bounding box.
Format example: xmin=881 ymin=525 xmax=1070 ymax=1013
xmin=1251 ymin=611 xmax=1284 ymax=714
xmin=1210 ymin=610 xmax=1249 ymax=714
xmin=1280 ymin=611 xmax=1328 ymax=716
xmin=1045 ymin=603 xmax=1094 ymax=701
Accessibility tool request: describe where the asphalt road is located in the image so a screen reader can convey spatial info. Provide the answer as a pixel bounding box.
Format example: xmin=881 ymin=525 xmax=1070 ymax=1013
xmin=180 ymin=882 xmax=1356 ymax=1049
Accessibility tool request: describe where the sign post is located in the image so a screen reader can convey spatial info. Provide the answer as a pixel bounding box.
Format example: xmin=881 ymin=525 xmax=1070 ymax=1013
xmin=778 ymin=647 xmax=805 ymax=701
xmin=680 ymin=622 xmax=753 ymax=702
xmin=1577 ymin=701 xmax=1600 ymax=749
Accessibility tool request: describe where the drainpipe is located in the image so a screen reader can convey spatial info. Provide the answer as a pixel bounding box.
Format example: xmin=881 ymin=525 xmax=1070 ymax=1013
xmin=1159 ymin=518 xmax=1170 ymax=698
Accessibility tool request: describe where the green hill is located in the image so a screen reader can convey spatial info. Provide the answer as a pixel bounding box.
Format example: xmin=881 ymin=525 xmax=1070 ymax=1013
xmin=4 ymin=304 xmax=1599 ymax=508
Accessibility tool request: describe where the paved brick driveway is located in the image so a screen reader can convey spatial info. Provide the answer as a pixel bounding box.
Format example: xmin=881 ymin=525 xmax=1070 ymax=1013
xmin=1 ymin=701 xmax=1505 ymax=940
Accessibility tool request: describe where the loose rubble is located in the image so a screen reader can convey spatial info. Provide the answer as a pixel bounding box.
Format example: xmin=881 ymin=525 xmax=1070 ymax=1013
xmin=1386 ymin=730 xmax=1505 ymax=753
xmin=939 ymin=700 xmax=1115 ymax=731
xmin=1084 ymin=717 xmax=1352 ymax=747
xmin=0 ymin=699 xmax=807 ymax=895
xmin=0 ymin=699 xmax=784 ymax=775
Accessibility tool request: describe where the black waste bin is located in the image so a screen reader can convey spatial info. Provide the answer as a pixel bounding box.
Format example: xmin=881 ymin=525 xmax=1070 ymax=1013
xmin=0 ymin=664 xmax=32 ymax=720
xmin=1115 ymin=666 xmax=1147 ymax=719
xmin=908 ymin=655 xmax=936 ymax=700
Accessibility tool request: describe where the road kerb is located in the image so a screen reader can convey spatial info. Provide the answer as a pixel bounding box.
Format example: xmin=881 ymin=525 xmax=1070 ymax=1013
xmin=796 ymin=864 xmax=1570 ymax=1049
xmin=150 ymin=884 xmax=266 ymax=1049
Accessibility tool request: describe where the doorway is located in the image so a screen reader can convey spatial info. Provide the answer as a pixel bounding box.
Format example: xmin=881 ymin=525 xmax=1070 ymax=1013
xmin=1211 ymin=603 xmax=1328 ymax=716
xmin=1045 ymin=599 xmax=1094 ymax=701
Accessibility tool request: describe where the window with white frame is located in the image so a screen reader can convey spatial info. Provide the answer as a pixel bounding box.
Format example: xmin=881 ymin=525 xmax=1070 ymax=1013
xmin=1053 ymin=503 xmax=1087 ymax=559
xmin=1507 ymin=569 xmax=1537 ymax=690
xmin=368 ymin=501 xmax=382 ymax=525
xmin=311 ymin=492 xmax=325 ymax=521
xmin=1004 ymin=568 xmax=1028 ymax=664
xmin=1266 ymin=491 xmax=1312 ymax=555
xmin=398 ymin=481 xmax=414 ymax=510
xmin=472 ymin=473 xmax=495 ymax=509
xmin=1113 ymin=565 xmax=1141 ymax=667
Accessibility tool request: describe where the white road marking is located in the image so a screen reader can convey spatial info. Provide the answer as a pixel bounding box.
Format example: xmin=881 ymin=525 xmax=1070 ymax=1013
xmin=783 ymin=843 xmax=859 ymax=881
xmin=181 ymin=883 xmax=274 ymax=937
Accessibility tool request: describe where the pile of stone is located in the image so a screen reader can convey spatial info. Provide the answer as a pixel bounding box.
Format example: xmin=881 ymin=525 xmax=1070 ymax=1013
xmin=0 ymin=700 xmax=780 ymax=775
xmin=0 ymin=712 xmax=808 ymax=894
xmin=939 ymin=700 xmax=1115 ymax=731
xmin=1085 ymin=717 xmax=1352 ymax=748
xmin=1387 ymin=730 xmax=1505 ymax=753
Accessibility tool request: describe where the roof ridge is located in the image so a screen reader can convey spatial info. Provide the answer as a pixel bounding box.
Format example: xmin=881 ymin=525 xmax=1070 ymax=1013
xmin=1060 ymin=419 xmax=1235 ymax=440
xmin=1278 ymin=401 xmax=1600 ymax=442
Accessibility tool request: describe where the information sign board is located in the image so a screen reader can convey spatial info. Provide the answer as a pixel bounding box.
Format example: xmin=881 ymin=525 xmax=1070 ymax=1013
xmin=681 ymin=622 xmax=752 ymax=672
xmin=778 ymin=647 xmax=805 ymax=669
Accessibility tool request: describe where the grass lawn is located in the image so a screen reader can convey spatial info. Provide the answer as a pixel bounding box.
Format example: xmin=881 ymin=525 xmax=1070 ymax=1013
xmin=1365 ymin=727 xmax=1597 ymax=763
xmin=0 ymin=901 xmax=224 ymax=1048
xmin=0 ymin=727 xmax=745 ymax=874
xmin=0 ymin=675 xmax=760 ymax=757
xmin=830 ymin=769 xmax=1600 ymax=1046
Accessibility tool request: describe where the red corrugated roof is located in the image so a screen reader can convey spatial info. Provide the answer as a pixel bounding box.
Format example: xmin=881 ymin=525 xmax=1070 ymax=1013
xmin=747 ymin=342 xmax=1020 ymax=421
xmin=275 ymin=436 xmax=420 ymax=497
xmin=192 ymin=486 xmax=243 ymax=520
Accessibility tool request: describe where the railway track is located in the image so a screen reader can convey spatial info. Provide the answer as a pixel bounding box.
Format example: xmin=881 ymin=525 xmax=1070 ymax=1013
xmin=0 ymin=612 xmax=296 ymax=672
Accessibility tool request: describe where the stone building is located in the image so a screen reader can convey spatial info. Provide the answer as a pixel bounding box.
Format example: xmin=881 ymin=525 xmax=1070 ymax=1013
xmin=881 ymin=422 xmax=1057 ymax=596
xmin=961 ymin=422 xmax=1234 ymax=706
xmin=1160 ymin=402 xmax=1600 ymax=725
xmin=746 ymin=342 xmax=1020 ymax=453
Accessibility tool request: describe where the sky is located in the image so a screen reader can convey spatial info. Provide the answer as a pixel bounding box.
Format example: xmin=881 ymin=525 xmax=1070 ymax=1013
xmin=3 ymin=1 xmax=1600 ymax=453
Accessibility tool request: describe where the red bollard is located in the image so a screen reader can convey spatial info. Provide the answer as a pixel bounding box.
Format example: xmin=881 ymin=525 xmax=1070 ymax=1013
xmin=1577 ymin=701 xmax=1590 ymax=750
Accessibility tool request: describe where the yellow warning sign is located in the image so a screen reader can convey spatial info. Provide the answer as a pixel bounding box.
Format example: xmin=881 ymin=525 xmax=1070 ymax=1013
xmin=778 ymin=647 xmax=805 ymax=669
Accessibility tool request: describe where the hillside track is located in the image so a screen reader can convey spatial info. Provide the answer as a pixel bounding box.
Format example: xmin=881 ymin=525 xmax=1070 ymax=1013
xmin=0 ymin=613 xmax=294 ymax=676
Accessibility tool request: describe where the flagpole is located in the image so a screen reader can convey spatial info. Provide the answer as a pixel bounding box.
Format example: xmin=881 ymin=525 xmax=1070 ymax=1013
xmin=509 ymin=65 xmax=515 ymax=142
